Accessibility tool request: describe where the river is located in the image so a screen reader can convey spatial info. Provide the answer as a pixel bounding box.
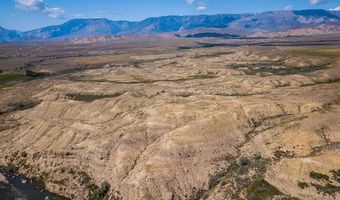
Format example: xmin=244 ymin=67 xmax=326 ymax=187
xmin=0 ymin=168 xmax=70 ymax=200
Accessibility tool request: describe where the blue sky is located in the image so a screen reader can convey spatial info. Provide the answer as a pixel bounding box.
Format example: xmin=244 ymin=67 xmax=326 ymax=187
xmin=1 ymin=0 xmax=340 ymax=31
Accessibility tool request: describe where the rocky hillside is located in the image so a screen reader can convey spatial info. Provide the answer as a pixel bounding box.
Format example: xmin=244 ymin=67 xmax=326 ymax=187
xmin=249 ymin=22 xmax=340 ymax=38
xmin=1 ymin=9 xmax=339 ymax=42
xmin=0 ymin=27 xmax=20 ymax=42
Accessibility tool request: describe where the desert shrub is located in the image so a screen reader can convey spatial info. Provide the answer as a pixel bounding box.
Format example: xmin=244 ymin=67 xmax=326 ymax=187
xmin=273 ymin=149 xmax=295 ymax=160
xmin=25 ymin=69 xmax=51 ymax=78
xmin=79 ymin=171 xmax=92 ymax=185
xmin=311 ymin=183 xmax=340 ymax=195
xmin=279 ymin=197 xmax=301 ymax=200
xmin=188 ymin=187 xmax=206 ymax=200
xmin=255 ymin=153 xmax=262 ymax=160
xmin=177 ymin=91 xmax=193 ymax=97
xmin=208 ymin=170 xmax=225 ymax=189
xmin=3 ymin=164 xmax=18 ymax=173
xmin=69 ymin=168 xmax=76 ymax=175
xmin=32 ymin=175 xmax=46 ymax=189
xmin=309 ymin=171 xmax=330 ymax=181
xmin=88 ymin=181 xmax=110 ymax=200
xmin=235 ymin=177 xmax=252 ymax=188
xmin=330 ymin=169 xmax=340 ymax=183
xmin=20 ymin=151 xmax=28 ymax=157
xmin=246 ymin=179 xmax=282 ymax=199
xmin=297 ymin=181 xmax=309 ymax=189
xmin=52 ymin=179 xmax=65 ymax=185
xmin=66 ymin=93 xmax=122 ymax=102
xmin=9 ymin=101 xmax=41 ymax=112
xmin=239 ymin=157 xmax=251 ymax=166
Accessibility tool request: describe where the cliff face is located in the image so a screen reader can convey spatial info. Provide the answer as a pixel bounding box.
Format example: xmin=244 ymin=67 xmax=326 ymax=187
xmin=0 ymin=45 xmax=339 ymax=200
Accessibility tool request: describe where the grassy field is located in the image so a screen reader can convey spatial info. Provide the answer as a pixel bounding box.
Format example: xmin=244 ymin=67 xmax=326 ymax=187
xmin=0 ymin=56 xmax=11 ymax=60
xmin=0 ymin=73 xmax=26 ymax=89
xmin=285 ymin=47 xmax=340 ymax=59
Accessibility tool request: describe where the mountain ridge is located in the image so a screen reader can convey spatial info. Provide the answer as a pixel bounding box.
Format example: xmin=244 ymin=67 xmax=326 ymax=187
xmin=1 ymin=9 xmax=339 ymax=42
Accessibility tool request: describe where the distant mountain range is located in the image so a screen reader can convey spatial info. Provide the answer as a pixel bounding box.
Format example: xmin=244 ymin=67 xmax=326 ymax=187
xmin=1 ymin=9 xmax=340 ymax=42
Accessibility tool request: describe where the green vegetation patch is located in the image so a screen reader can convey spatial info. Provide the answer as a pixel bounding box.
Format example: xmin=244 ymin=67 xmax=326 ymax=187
xmin=208 ymin=169 xmax=229 ymax=190
xmin=66 ymin=92 xmax=123 ymax=102
xmin=273 ymin=149 xmax=296 ymax=160
xmin=192 ymin=51 xmax=233 ymax=59
xmin=297 ymin=181 xmax=309 ymax=189
xmin=309 ymin=171 xmax=330 ymax=182
xmin=246 ymin=179 xmax=282 ymax=199
xmin=306 ymin=169 xmax=340 ymax=195
xmin=11 ymin=101 xmax=41 ymax=111
xmin=311 ymin=183 xmax=340 ymax=195
xmin=88 ymin=182 xmax=110 ymax=200
xmin=71 ymin=74 xmax=218 ymax=84
xmin=51 ymin=179 xmax=65 ymax=185
xmin=215 ymin=91 xmax=267 ymax=97
xmin=286 ymin=48 xmax=340 ymax=59
xmin=198 ymin=154 xmax=295 ymax=199
xmin=177 ymin=91 xmax=193 ymax=97
xmin=0 ymin=73 xmax=26 ymax=87
xmin=301 ymin=78 xmax=340 ymax=87
xmin=128 ymin=60 xmax=145 ymax=68
xmin=310 ymin=142 xmax=340 ymax=157
xmin=230 ymin=62 xmax=327 ymax=76
xmin=74 ymin=170 xmax=115 ymax=200
xmin=0 ymin=56 xmax=11 ymax=60
xmin=279 ymin=197 xmax=301 ymax=200
xmin=32 ymin=175 xmax=47 ymax=189
xmin=1 ymin=164 xmax=19 ymax=173
xmin=189 ymin=187 xmax=209 ymax=200
xmin=0 ymin=100 xmax=41 ymax=116
xmin=208 ymin=156 xmax=269 ymax=190
xmin=330 ymin=169 xmax=340 ymax=183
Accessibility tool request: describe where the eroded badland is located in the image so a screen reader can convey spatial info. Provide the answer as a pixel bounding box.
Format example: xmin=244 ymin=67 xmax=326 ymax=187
xmin=0 ymin=37 xmax=339 ymax=200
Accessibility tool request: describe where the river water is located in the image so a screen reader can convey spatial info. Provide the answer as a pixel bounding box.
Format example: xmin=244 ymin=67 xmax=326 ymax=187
xmin=0 ymin=168 xmax=70 ymax=200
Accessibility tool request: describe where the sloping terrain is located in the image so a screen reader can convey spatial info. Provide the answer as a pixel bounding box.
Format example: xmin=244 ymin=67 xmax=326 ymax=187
xmin=249 ymin=22 xmax=340 ymax=38
xmin=0 ymin=43 xmax=339 ymax=199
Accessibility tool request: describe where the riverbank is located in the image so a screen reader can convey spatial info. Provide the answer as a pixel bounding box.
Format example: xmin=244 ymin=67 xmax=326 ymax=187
xmin=0 ymin=172 xmax=8 ymax=183
xmin=0 ymin=171 xmax=19 ymax=200
xmin=0 ymin=168 xmax=70 ymax=200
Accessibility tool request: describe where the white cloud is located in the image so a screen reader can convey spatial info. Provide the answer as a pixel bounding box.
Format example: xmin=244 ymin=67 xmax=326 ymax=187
xmin=45 ymin=7 xmax=65 ymax=18
xmin=330 ymin=6 xmax=340 ymax=11
xmin=15 ymin=0 xmax=65 ymax=18
xmin=284 ymin=5 xmax=293 ymax=10
xmin=197 ymin=4 xmax=207 ymax=12
xmin=186 ymin=0 xmax=195 ymax=5
xmin=309 ymin=0 xmax=335 ymax=5
xmin=15 ymin=0 xmax=45 ymax=12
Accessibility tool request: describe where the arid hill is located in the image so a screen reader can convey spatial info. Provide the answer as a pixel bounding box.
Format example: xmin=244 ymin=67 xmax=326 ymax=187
xmin=0 ymin=39 xmax=339 ymax=200
xmin=250 ymin=22 xmax=340 ymax=38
